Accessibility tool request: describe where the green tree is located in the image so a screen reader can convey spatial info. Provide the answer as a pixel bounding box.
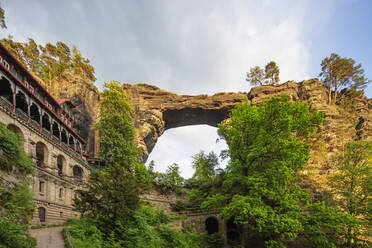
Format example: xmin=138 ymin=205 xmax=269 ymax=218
xmin=73 ymin=164 xmax=141 ymax=237
xmin=154 ymin=163 xmax=184 ymax=194
xmin=192 ymin=151 xmax=219 ymax=181
xmin=246 ymin=61 xmax=280 ymax=86
xmin=204 ymin=96 xmax=324 ymax=247
xmin=264 ymin=61 xmax=280 ymax=85
xmin=246 ymin=66 xmax=265 ymax=86
xmin=71 ymin=45 xmax=96 ymax=82
xmin=328 ymin=141 xmax=372 ymax=247
xmin=74 ymin=81 xmax=142 ymax=238
xmin=319 ymin=53 xmax=371 ymax=105
xmin=0 ymin=4 xmax=6 ymax=29
xmin=95 ymin=81 xmax=139 ymax=169
xmin=1 ymin=37 xmax=97 ymax=90
xmin=0 ymin=123 xmax=36 ymax=248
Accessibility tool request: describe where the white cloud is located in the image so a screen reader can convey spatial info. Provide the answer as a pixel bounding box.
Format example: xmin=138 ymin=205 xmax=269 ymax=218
xmin=1 ymin=0 xmax=339 ymax=178
xmin=146 ymin=125 xmax=227 ymax=179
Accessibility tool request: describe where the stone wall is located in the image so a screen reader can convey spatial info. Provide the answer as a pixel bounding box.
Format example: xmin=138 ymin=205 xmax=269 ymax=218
xmin=0 ymin=101 xmax=90 ymax=225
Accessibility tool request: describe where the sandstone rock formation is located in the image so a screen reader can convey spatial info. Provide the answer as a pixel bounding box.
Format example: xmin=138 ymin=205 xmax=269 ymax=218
xmin=123 ymin=79 xmax=371 ymax=168
xmin=52 ymin=72 xmax=100 ymax=156
xmin=123 ymin=83 xmax=247 ymax=161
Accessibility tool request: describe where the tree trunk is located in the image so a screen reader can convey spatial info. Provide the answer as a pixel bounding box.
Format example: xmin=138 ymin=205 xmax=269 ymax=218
xmin=333 ymin=82 xmax=338 ymax=105
xmin=328 ymin=65 xmax=333 ymax=104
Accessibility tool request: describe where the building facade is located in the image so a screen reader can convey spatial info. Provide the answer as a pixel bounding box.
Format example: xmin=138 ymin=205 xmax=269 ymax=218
xmin=0 ymin=43 xmax=91 ymax=225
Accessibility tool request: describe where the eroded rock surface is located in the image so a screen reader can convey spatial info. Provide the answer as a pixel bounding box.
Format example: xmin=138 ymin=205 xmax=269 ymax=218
xmin=124 ymin=79 xmax=371 ymax=164
xmin=123 ymin=83 xmax=247 ymax=161
xmin=53 ymin=72 xmax=100 ymax=156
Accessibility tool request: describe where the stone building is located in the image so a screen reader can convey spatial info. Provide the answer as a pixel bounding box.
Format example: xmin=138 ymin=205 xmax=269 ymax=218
xmin=0 ymin=43 xmax=91 ymax=225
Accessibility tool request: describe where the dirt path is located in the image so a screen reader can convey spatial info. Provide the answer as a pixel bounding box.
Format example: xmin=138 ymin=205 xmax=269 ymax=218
xmin=30 ymin=226 xmax=66 ymax=248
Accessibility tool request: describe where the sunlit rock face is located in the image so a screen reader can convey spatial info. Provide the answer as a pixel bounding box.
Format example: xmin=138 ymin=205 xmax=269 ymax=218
xmin=123 ymin=83 xmax=247 ymax=161
xmin=51 ymin=74 xmax=371 ymax=169
xmin=124 ymin=79 xmax=372 ymax=164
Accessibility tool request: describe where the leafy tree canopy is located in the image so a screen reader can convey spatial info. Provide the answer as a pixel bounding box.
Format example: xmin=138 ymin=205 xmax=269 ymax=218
xmin=95 ymin=81 xmax=140 ymax=170
xmin=74 ymin=81 xmax=143 ymax=240
xmin=0 ymin=123 xmax=36 ymax=247
xmin=202 ymin=96 xmax=324 ymax=247
xmin=0 ymin=122 xmax=33 ymax=174
xmin=328 ymin=141 xmax=372 ymax=247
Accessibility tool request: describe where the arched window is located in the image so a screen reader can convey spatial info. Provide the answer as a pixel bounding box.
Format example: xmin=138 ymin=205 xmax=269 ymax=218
xmin=57 ymin=155 xmax=65 ymax=176
xmin=205 ymin=217 xmax=219 ymax=234
xmin=69 ymin=135 xmax=75 ymax=149
xmin=7 ymin=123 xmax=23 ymax=138
xmin=42 ymin=113 xmax=51 ymax=132
xmin=38 ymin=207 xmax=46 ymax=222
xmin=73 ymin=165 xmax=83 ymax=178
xmin=0 ymin=76 xmax=13 ymax=104
xmin=61 ymin=129 xmax=68 ymax=144
xmin=7 ymin=124 xmax=24 ymax=147
xmin=36 ymin=142 xmax=48 ymax=166
xmin=52 ymin=121 xmax=60 ymax=140
xmin=15 ymin=91 xmax=28 ymax=115
xmin=30 ymin=102 xmax=40 ymax=125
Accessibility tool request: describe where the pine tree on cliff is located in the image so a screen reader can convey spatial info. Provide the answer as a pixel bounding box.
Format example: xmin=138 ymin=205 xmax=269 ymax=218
xmin=1 ymin=36 xmax=97 ymax=91
xmin=319 ymin=53 xmax=371 ymax=105
xmin=264 ymin=61 xmax=280 ymax=85
xmin=246 ymin=61 xmax=280 ymax=86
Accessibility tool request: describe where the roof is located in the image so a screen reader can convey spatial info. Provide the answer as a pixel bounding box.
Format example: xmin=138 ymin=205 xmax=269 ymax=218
xmin=56 ymin=98 xmax=75 ymax=107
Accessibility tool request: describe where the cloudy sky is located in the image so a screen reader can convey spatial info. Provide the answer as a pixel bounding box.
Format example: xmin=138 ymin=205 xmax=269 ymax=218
xmin=1 ymin=0 xmax=371 ymax=178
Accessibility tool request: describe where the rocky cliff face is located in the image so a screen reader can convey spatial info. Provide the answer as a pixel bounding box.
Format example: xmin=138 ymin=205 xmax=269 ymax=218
xmin=123 ymin=79 xmax=371 ymax=189
xmin=122 ymin=83 xmax=247 ymax=161
xmin=50 ymin=74 xmax=371 ymax=183
xmin=52 ymin=72 xmax=100 ymax=156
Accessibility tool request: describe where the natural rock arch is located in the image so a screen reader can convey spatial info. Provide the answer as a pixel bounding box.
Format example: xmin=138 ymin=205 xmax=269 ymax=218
xmin=123 ymin=79 xmax=330 ymax=162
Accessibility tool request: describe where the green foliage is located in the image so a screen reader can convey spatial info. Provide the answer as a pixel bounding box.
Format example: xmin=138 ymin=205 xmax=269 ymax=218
xmin=264 ymin=61 xmax=280 ymax=85
xmin=69 ymin=206 xmax=204 ymax=248
xmin=0 ymin=122 xmax=33 ymax=174
xmin=0 ymin=121 xmax=35 ymax=248
xmin=212 ymin=96 xmax=324 ymax=247
xmin=0 ymin=182 xmax=36 ymax=247
xmin=246 ymin=66 xmax=265 ymax=86
xmin=319 ymin=53 xmax=371 ymax=104
xmin=1 ymin=181 xmax=35 ymax=224
xmin=95 ymin=81 xmax=139 ymax=169
xmin=0 ymin=216 xmax=36 ymax=248
xmin=153 ymin=163 xmax=184 ymax=194
xmin=199 ymin=232 xmax=225 ymax=248
xmin=246 ymin=61 xmax=280 ymax=86
xmin=73 ymin=163 xmax=141 ymax=237
xmin=192 ymin=151 xmax=219 ymax=181
xmin=172 ymin=151 xmax=224 ymax=211
xmin=65 ymin=219 xmax=104 ymax=248
xmin=1 ymin=36 xmax=96 ymax=90
xmin=328 ymin=141 xmax=372 ymax=247
xmin=302 ymin=201 xmax=349 ymax=248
